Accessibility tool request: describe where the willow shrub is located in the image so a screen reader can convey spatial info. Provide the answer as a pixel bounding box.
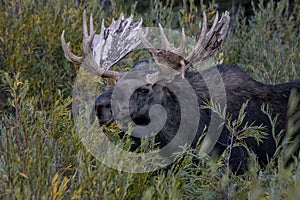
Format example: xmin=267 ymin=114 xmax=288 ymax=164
xmin=225 ymin=0 xmax=300 ymax=83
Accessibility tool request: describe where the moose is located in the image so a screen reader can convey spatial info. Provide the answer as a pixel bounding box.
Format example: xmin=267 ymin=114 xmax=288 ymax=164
xmin=61 ymin=10 xmax=300 ymax=174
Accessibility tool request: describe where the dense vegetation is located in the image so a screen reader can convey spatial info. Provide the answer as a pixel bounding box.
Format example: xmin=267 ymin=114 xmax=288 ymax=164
xmin=0 ymin=0 xmax=300 ymax=199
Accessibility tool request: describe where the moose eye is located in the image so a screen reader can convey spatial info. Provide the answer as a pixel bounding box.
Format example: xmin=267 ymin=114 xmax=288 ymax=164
xmin=138 ymin=88 xmax=149 ymax=94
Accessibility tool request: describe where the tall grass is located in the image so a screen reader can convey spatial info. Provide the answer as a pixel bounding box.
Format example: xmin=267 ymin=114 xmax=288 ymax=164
xmin=0 ymin=0 xmax=299 ymax=199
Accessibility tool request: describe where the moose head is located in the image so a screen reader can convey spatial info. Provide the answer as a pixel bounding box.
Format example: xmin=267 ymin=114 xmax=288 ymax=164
xmin=61 ymin=10 xmax=230 ymax=139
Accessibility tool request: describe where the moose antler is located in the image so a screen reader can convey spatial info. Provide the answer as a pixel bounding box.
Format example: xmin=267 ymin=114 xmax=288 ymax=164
xmin=140 ymin=11 xmax=230 ymax=80
xmin=61 ymin=10 xmax=146 ymax=79
xmin=62 ymin=10 xmax=230 ymax=83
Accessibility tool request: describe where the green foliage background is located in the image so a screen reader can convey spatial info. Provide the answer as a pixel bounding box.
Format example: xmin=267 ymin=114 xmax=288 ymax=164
xmin=0 ymin=0 xmax=300 ymax=199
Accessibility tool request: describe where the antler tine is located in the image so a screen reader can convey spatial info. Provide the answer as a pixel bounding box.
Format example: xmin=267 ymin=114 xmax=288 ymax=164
xmin=90 ymin=13 xmax=94 ymax=38
xmin=139 ymin=30 xmax=155 ymax=51
xmin=82 ymin=10 xmax=96 ymax=56
xmin=178 ymin=28 xmax=186 ymax=55
xmin=158 ymin=23 xmax=170 ymax=50
xmin=205 ymin=11 xmax=219 ymax=42
xmin=121 ymin=14 xmax=134 ymax=38
xmin=135 ymin=16 xmax=143 ymax=28
xmin=83 ymin=10 xmax=88 ymax=40
xmin=100 ymin=18 xmax=105 ymax=36
xmin=198 ymin=11 xmax=208 ymax=46
xmin=218 ymin=11 xmax=230 ymax=38
xmin=186 ymin=11 xmax=208 ymax=61
xmin=61 ymin=30 xmax=84 ymax=64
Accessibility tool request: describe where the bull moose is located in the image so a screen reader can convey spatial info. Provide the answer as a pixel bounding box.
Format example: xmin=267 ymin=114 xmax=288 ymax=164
xmin=61 ymin=10 xmax=300 ymax=174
